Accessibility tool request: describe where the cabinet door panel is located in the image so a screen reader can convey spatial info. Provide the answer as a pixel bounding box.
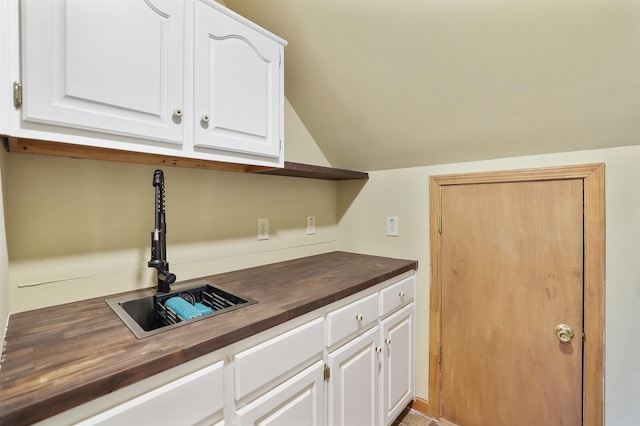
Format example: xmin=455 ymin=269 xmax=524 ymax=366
xmin=327 ymin=326 xmax=380 ymax=426
xmin=326 ymin=292 xmax=379 ymax=348
xmin=381 ymin=303 xmax=414 ymax=426
xmin=234 ymin=318 xmax=324 ymax=401
xmin=236 ymin=361 xmax=324 ymax=426
xmin=76 ymin=361 xmax=224 ymax=426
xmin=22 ymin=0 xmax=184 ymax=144
xmin=194 ymin=1 xmax=281 ymax=158
xmin=379 ymin=275 xmax=415 ymax=317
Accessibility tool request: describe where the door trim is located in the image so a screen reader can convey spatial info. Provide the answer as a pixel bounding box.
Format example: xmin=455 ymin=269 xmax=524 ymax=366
xmin=428 ymin=163 xmax=605 ymax=426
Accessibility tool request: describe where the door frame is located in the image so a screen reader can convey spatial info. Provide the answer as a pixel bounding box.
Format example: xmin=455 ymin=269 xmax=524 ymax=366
xmin=428 ymin=163 xmax=605 ymax=426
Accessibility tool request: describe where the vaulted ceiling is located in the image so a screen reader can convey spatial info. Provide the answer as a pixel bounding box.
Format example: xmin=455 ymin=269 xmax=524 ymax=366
xmin=224 ymin=0 xmax=640 ymax=171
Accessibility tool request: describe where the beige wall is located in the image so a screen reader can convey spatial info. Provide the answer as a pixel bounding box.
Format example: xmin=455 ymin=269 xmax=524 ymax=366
xmin=5 ymin=97 xmax=335 ymax=313
xmin=337 ymin=145 xmax=640 ymax=425
xmin=0 ymin=148 xmax=9 ymax=345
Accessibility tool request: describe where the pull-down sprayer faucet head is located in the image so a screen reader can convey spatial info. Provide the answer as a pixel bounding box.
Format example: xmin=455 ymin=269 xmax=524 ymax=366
xmin=148 ymin=169 xmax=176 ymax=293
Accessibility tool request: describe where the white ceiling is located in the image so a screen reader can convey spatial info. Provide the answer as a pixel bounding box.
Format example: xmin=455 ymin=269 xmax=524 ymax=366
xmin=224 ymin=0 xmax=640 ymax=171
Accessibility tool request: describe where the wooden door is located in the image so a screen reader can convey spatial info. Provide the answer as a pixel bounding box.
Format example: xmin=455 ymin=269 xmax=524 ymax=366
xmin=440 ymin=179 xmax=583 ymax=426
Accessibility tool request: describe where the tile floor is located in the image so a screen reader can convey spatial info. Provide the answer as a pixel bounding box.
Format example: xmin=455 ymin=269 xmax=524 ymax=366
xmin=393 ymin=407 xmax=439 ymax=426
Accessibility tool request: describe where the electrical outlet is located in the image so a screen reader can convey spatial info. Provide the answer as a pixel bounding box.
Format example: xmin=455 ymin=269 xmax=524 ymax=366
xmin=387 ymin=216 xmax=399 ymax=237
xmin=306 ymin=216 xmax=316 ymax=235
xmin=257 ymin=218 xmax=269 ymax=240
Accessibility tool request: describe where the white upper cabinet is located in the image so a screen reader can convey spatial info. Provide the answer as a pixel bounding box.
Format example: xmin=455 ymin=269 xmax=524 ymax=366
xmin=194 ymin=0 xmax=283 ymax=159
xmin=21 ymin=0 xmax=185 ymax=145
xmin=16 ymin=0 xmax=287 ymax=167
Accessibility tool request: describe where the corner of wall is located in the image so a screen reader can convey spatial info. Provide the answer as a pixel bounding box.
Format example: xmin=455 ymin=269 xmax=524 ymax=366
xmin=283 ymin=98 xmax=331 ymax=167
xmin=0 ymin=147 xmax=10 ymax=354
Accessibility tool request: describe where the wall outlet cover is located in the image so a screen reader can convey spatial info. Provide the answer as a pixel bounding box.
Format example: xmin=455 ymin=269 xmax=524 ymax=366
xmin=306 ymin=216 xmax=316 ymax=235
xmin=258 ymin=218 xmax=269 ymax=240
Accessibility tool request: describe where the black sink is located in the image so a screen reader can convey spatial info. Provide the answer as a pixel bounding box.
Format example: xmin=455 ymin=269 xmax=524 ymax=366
xmin=106 ymin=283 xmax=257 ymax=338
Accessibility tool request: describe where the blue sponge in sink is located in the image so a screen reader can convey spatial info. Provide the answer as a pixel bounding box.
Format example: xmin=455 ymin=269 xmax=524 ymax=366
xmin=194 ymin=302 xmax=213 ymax=315
xmin=165 ymin=297 xmax=201 ymax=321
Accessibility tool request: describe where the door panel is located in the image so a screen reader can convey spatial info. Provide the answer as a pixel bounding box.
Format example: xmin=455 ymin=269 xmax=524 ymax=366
xmin=327 ymin=326 xmax=380 ymax=426
xmin=381 ymin=303 xmax=414 ymax=426
xmin=22 ymin=0 xmax=184 ymax=143
xmin=441 ymin=179 xmax=583 ymax=426
xmin=194 ymin=1 xmax=281 ymax=158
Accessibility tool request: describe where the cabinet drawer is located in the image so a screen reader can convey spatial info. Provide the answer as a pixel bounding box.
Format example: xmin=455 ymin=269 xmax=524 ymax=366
xmin=234 ymin=317 xmax=324 ymax=401
xmin=379 ymin=275 xmax=415 ymax=317
xmin=326 ymin=292 xmax=379 ymax=347
xmin=76 ymin=361 xmax=224 ymax=426
xmin=236 ymin=361 xmax=324 ymax=425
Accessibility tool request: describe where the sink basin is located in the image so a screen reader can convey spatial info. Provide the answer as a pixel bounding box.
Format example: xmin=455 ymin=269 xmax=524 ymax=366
xmin=106 ymin=283 xmax=257 ymax=338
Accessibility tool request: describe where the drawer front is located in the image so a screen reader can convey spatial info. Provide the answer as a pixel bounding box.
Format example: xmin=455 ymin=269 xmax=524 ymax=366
xmin=234 ymin=317 xmax=324 ymax=401
xmin=236 ymin=361 xmax=324 ymax=425
xmin=379 ymin=275 xmax=415 ymax=317
xmin=77 ymin=361 xmax=225 ymax=426
xmin=326 ymin=292 xmax=379 ymax=347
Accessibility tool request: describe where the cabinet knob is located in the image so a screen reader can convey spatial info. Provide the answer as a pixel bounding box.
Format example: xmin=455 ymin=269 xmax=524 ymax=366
xmin=173 ymin=108 xmax=183 ymax=117
xmin=385 ymin=338 xmax=391 ymax=346
xmin=356 ymin=313 xmax=364 ymax=321
xmin=376 ymin=346 xmax=382 ymax=353
xmin=399 ymin=291 xmax=405 ymax=298
xmin=201 ymin=114 xmax=210 ymax=122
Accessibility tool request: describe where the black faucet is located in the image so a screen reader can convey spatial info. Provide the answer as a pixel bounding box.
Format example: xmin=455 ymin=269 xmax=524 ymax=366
xmin=148 ymin=169 xmax=176 ymax=293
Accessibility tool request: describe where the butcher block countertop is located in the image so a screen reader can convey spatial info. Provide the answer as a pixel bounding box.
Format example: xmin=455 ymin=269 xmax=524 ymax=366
xmin=0 ymin=251 xmax=417 ymax=424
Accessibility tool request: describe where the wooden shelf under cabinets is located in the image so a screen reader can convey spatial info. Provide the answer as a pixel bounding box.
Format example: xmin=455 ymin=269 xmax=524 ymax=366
xmin=3 ymin=137 xmax=369 ymax=181
xmin=248 ymin=162 xmax=368 ymax=180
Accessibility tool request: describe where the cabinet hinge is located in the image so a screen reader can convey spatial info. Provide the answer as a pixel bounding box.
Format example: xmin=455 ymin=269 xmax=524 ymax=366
xmin=438 ymin=344 xmax=442 ymax=364
xmin=279 ymin=53 xmax=282 ymax=67
xmin=438 ymin=216 xmax=442 ymax=235
xmin=324 ymin=364 xmax=330 ymax=381
xmin=13 ymin=81 xmax=22 ymax=108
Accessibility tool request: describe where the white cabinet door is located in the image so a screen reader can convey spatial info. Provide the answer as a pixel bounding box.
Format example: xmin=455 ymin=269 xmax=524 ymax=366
xmin=236 ymin=361 xmax=324 ymax=426
xmin=194 ymin=0 xmax=282 ymax=159
xmin=76 ymin=361 xmax=225 ymax=426
xmin=234 ymin=318 xmax=324 ymax=401
xmin=380 ymin=303 xmax=414 ymax=426
xmin=21 ymin=0 xmax=185 ymax=145
xmin=327 ymin=326 xmax=380 ymax=426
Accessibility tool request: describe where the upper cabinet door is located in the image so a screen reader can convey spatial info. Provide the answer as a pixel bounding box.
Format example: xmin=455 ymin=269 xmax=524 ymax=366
xmin=21 ymin=0 xmax=184 ymax=145
xmin=193 ymin=0 xmax=283 ymax=159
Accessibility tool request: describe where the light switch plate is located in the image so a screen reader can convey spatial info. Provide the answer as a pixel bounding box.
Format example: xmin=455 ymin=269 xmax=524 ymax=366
xmin=387 ymin=216 xmax=399 ymax=237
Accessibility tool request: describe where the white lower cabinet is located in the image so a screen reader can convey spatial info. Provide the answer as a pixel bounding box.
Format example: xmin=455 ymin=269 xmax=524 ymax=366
xmin=327 ymin=326 xmax=381 ymax=426
xmin=326 ymin=272 xmax=416 ymax=426
xmin=233 ymin=318 xmax=324 ymax=402
xmin=381 ymin=303 xmax=415 ymax=426
xmin=42 ymin=272 xmax=416 ymax=426
xmin=76 ymin=360 xmax=225 ymax=426
xmin=236 ymin=361 xmax=324 ymax=426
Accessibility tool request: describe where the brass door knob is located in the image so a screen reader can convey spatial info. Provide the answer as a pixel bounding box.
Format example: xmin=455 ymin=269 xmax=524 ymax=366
xmin=555 ymin=324 xmax=575 ymax=343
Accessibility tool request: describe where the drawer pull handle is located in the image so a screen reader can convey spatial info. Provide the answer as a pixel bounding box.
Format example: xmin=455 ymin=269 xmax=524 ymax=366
xmin=376 ymin=346 xmax=382 ymax=353
xmin=385 ymin=338 xmax=391 ymax=346
xmin=201 ymin=113 xmax=210 ymax=122
xmin=173 ymin=107 xmax=183 ymax=117
xmin=399 ymin=291 xmax=405 ymax=298
xmin=356 ymin=314 xmax=364 ymax=321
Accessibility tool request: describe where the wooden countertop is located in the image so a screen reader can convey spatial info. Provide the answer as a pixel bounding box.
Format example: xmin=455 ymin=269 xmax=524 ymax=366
xmin=0 ymin=251 xmax=417 ymax=425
